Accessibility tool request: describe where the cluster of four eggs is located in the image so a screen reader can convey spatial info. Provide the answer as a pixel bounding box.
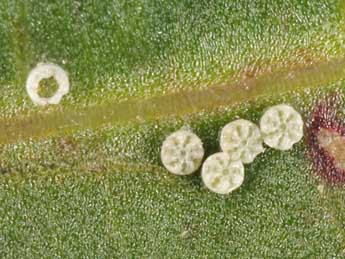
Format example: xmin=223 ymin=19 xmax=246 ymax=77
xmin=161 ymin=104 xmax=304 ymax=194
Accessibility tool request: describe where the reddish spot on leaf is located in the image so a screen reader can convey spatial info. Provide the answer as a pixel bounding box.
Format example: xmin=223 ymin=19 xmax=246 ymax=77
xmin=306 ymin=95 xmax=345 ymax=184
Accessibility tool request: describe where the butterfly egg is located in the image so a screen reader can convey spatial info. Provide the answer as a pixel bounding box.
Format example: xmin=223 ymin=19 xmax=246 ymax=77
xmin=260 ymin=104 xmax=304 ymax=151
xmin=161 ymin=129 xmax=204 ymax=175
xmin=202 ymin=152 xmax=244 ymax=194
xmin=26 ymin=63 xmax=70 ymax=106
xmin=220 ymin=119 xmax=264 ymax=164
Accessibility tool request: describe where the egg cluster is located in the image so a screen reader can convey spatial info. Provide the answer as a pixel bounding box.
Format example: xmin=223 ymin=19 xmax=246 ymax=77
xmin=161 ymin=105 xmax=304 ymax=194
xmin=25 ymin=63 xmax=304 ymax=194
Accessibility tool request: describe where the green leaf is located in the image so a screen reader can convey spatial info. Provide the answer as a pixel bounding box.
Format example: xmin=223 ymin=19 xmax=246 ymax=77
xmin=1 ymin=0 xmax=345 ymax=258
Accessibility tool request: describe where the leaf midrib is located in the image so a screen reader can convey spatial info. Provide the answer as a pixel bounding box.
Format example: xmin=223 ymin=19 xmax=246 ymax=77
xmin=1 ymin=56 xmax=345 ymax=145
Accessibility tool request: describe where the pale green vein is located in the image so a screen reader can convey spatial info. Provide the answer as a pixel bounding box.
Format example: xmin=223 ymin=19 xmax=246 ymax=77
xmin=1 ymin=57 xmax=345 ymax=145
